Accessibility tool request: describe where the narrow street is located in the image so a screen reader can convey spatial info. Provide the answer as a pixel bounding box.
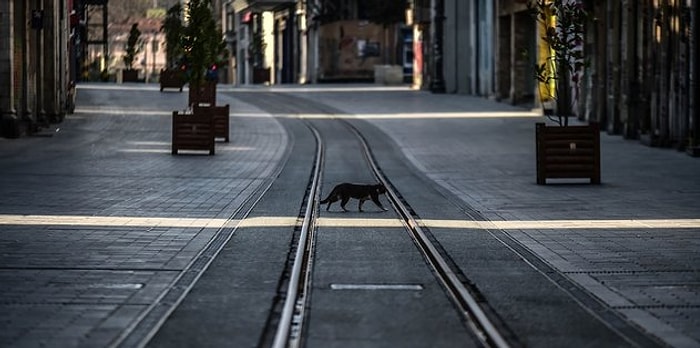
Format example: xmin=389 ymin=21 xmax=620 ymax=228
xmin=1 ymin=84 xmax=699 ymax=347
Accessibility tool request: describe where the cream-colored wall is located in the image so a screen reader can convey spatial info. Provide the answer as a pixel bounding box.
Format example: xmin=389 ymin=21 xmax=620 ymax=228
xmin=262 ymin=12 xmax=274 ymax=83
xmin=106 ymin=30 xmax=167 ymax=79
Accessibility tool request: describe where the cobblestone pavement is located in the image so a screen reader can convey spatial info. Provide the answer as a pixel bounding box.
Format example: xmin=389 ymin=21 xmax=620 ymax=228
xmin=0 ymin=84 xmax=288 ymax=347
xmin=1 ymin=83 xmax=698 ymax=347
xmin=282 ymin=85 xmax=700 ymax=347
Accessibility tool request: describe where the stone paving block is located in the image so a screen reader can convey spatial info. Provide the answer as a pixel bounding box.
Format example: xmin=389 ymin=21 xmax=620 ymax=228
xmin=0 ymin=86 xmax=288 ymax=347
xmin=307 ymin=87 xmax=700 ymax=347
xmin=1 ymin=85 xmax=698 ymax=346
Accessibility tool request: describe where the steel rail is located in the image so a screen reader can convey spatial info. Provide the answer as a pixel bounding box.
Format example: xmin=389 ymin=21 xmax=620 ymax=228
xmin=272 ymin=116 xmax=509 ymax=348
xmin=344 ymin=121 xmax=511 ymax=348
xmin=271 ymin=124 xmax=323 ymax=348
xmin=114 ymin=147 xmax=292 ymax=348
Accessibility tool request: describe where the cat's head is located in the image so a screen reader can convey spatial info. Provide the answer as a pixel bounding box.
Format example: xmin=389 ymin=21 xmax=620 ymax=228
xmin=375 ymin=184 xmax=387 ymax=194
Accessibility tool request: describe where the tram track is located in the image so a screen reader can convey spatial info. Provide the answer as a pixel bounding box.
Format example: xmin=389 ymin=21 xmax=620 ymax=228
xmin=134 ymin=89 xmax=652 ymax=348
xmin=15 ymin=85 xmax=667 ymax=348
xmin=265 ymin=105 xmax=513 ymax=347
xmin=271 ymin=124 xmax=323 ymax=348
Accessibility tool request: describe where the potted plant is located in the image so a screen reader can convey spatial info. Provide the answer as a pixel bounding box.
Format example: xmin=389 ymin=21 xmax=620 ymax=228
xmin=182 ymin=0 xmax=226 ymax=106
xmin=249 ymin=26 xmax=270 ymax=84
xmin=528 ymin=0 xmax=600 ymax=184
xmin=171 ymin=0 xmax=228 ymax=155
xmin=122 ymin=23 xmax=142 ymax=82
xmin=160 ymin=4 xmax=185 ymax=91
xmin=171 ymin=109 xmax=216 ymax=155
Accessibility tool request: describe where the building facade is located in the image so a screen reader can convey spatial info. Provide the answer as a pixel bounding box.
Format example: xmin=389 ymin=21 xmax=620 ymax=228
xmin=406 ymin=0 xmax=699 ymax=156
xmin=0 ymin=0 xmax=74 ymax=138
xmin=442 ymin=0 xmax=495 ymax=95
xmin=228 ymin=0 xmax=298 ymax=85
xmin=3 ymin=0 xmax=696 ymax=155
xmin=226 ymin=0 xmax=408 ymax=85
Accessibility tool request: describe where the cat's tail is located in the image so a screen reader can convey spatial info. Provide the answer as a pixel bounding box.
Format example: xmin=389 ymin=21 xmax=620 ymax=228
xmin=319 ymin=191 xmax=335 ymax=204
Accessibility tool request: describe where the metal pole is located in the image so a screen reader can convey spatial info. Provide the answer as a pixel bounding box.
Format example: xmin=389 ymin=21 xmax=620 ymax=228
xmin=689 ymin=0 xmax=699 ymax=155
xmin=152 ymin=33 xmax=157 ymax=79
xmin=430 ymin=0 xmax=445 ymax=93
xmin=34 ymin=0 xmax=45 ymax=125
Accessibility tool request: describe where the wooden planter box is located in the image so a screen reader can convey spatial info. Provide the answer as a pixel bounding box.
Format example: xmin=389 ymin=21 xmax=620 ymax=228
xmin=171 ymin=111 xmax=215 ymax=155
xmin=188 ymin=81 xmax=217 ymax=106
xmin=160 ymin=69 xmax=184 ymax=92
xmin=536 ymin=122 xmax=601 ymax=184
xmin=253 ymin=67 xmax=271 ymax=84
xmin=193 ymin=104 xmax=230 ymax=142
xmin=122 ymin=69 xmax=139 ymax=82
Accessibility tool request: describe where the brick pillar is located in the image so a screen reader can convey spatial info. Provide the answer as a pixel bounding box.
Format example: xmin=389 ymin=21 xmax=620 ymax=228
xmin=33 ymin=0 xmax=46 ymax=126
xmin=430 ymin=0 xmax=446 ymax=93
xmin=0 ymin=0 xmax=14 ymax=116
xmin=42 ymin=0 xmax=65 ymax=122
xmin=21 ymin=0 xmax=36 ymax=127
xmin=1 ymin=0 xmax=20 ymax=138
xmin=496 ymin=12 xmax=511 ymax=101
xmin=606 ymin=0 xmax=622 ymax=135
xmin=688 ymin=1 xmax=699 ymax=156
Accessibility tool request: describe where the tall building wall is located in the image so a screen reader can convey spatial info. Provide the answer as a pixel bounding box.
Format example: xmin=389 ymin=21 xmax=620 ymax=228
xmin=0 ymin=0 xmax=71 ymax=138
xmin=442 ymin=0 xmax=496 ymax=96
xmin=0 ymin=0 xmax=14 ymax=117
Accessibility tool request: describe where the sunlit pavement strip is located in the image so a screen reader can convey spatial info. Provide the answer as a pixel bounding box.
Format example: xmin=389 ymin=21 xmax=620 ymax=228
xmin=298 ymin=112 xmax=542 ymax=119
xmin=2 ymin=215 xmax=699 ymax=229
xmin=73 ymin=108 xmax=173 ymax=116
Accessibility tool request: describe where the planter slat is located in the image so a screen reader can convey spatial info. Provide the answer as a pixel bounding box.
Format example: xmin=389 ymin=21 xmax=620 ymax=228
xmin=193 ymin=104 xmax=230 ymax=142
xmin=545 ymin=164 xmax=597 ymax=171
xmin=544 ymin=171 xmax=598 ymax=179
xmin=171 ymin=111 xmax=215 ymax=155
xmin=189 ymin=82 xmax=217 ymax=107
xmin=544 ymin=149 xmax=596 ymax=156
xmin=160 ymin=69 xmax=184 ymax=92
xmin=542 ymin=139 xmax=596 ymax=146
xmin=544 ymin=156 xmax=597 ymax=163
xmin=540 ymin=135 xmax=595 ymax=141
xmin=536 ymin=122 xmax=600 ymax=184
xmin=122 ymin=70 xmax=139 ymax=82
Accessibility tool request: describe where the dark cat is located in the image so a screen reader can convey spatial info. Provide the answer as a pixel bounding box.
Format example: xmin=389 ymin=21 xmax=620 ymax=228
xmin=319 ymin=183 xmax=389 ymax=212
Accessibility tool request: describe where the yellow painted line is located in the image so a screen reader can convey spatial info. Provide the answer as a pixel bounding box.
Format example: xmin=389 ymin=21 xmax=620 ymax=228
xmin=0 ymin=215 xmax=295 ymax=229
xmin=236 ymin=217 xmax=299 ymax=228
xmin=0 ymin=215 xmax=229 ymax=228
xmin=420 ymin=219 xmax=700 ymax=230
xmin=0 ymin=215 xmax=698 ymax=230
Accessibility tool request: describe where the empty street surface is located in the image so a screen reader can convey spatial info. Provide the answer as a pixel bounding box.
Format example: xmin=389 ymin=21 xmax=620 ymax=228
xmin=1 ymin=83 xmax=699 ymax=348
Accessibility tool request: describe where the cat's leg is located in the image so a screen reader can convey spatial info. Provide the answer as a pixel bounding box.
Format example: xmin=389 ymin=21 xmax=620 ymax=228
xmin=358 ymin=199 xmax=365 ymax=212
xmin=325 ymin=195 xmax=338 ymax=211
xmin=340 ymin=197 xmax=350 ymax=212
xmin=371 ymin=196 xmax=388 ymax=211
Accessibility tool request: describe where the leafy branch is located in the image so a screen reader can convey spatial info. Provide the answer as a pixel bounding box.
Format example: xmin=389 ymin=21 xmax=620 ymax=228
xmin=123 ymin=23 xmax=143 ymax=70
xmin=528 ymin=0 xmax=588 ymax=126
xmin=181 ymin=0 xmax=227 ymax=85
xmin=160 ymin=4 xmax=184 ymax=69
